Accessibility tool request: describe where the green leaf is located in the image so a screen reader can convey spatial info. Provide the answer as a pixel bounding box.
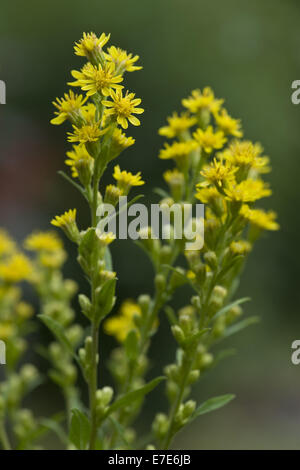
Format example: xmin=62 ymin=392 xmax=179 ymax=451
xmin=104 ymin=246 xmax=113 ymax=271
xmin=213 ymin=297 xmax=251 ymax=320
xmin=39 ymin=418 xmax=69 ymax=445
xmin=106 ymin=377 xmax=165 ymax=417
xmin=58 ymin=170 xmax=87 ymax=200
xmin=69 ymin=409 xmax=91 ymax=450
xmin=94 ymin=278 xmax=117 ymax=324
xmin=191 ymin=394 xmax=235 ymax=420
xmin=153 ymin=188 xmax=169 ymax=199
xmin=223 ymin=316 xmax=259 ymax=338
xmin=165 ymin=306 xmax=178 ymax=326
xmin=38 ymin=314 xmax=78 ymax=362
xmin=108 ymin=417 xmax=130 ymax=447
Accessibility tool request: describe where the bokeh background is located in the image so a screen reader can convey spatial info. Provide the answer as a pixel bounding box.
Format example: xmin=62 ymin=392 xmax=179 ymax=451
xmin=1 ymin=0 xmax=300 ymax=449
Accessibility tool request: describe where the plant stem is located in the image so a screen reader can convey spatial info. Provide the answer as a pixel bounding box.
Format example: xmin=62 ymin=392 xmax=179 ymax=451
xmin=88 ymin=320 xmax=99 ymax=450
xmin=0 ymin=420 xmax=11 ymax=450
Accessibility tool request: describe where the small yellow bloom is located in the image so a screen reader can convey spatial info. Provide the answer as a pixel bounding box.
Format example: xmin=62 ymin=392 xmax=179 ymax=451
xmin=104 ymin=184 xmax=124 ymax=206
xmin=182 ymin=87 xmax=223 ymax=114
xmin=16 ymin=301 xmax=34 ymax=320
xmin=214 ymin=109 xmax=243 ymax=138
xmin=105 ymin=45 xmax=142 ymax=72
xmin=193 ymin=126 xmax=227 ymax=154
xmin=51 ymin=90 xmax=88 ymax=125
xmin=0 ymin=230 xmax=15 ymax=257
xmin=24 ymin=231 xmax=63 ymax=252
xmin=0 ymin=253 xmax=32 ymax=283
xmin=111 ymin=128 xmax=135 ymax=153
xmin=240 ymin=205 xmax=279 ymax=231
xmin=200 ymin=158 xmax=237 ymax=188
xmin=51 ymin=209 xmax=77 ymax=229
xmin=69 ymin=62 xmax=123 ymax=97
xmin=97 ymin=232 xmax=116 ymax=246
xmin=229 ymin=240 xmax=252 ymax=255
xmin=102 ymin=89 xmax=144 ymax=129
xmin=195 ymin=185 xmax=220 ymax=203
xmin=224 ymin=179 xmax=272 ymax=202
xmin=80 ymin=103 xmax=97 ymax=123
xmin=159 ymin=140 xmax=197 ymax=161
xmin=39 ymin=250 xmax=66 ymax=269
xmin=221 ymin=140 xmax=270 ymax=173
xmin=159 ymin=112 xmax=197 ymax=139
xmin=113 ymin=165 xmax=144 ymax=191
xmin=67 ymin=123 xmax=105 ymax=144
xmin=65 ymin=145 xmax=94 ymax=178
xmin=163 ymin=168 xmax=185 ymax=185
xmin=104 ymin=299 xmax=141 ymax=342
xmin=74 ymin=32 xmax=110 ymax=58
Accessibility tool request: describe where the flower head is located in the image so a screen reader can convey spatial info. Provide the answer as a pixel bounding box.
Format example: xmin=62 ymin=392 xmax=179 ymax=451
xmin=51 ymin=90 xmax=88 ymax=125
xmin=65 ymin=145 xmax=94 ymax=178
xmin=224 ymin=179 xmax=272 ymax=202
xmin=193 ymin=126 xmax=227 ymax=154
xmin=51 ymin=209 xmax=77 ymax=228
xmin=159 ymin=112 xmax=197 ymax=139
xmin=102 ymin=89 xmax=144 ymax=129
xmin=195 ymin=185 xmax=220 ymax=203
xmin=113 ymin=165 xmax=144 ymax=192
xmin=104 ymin=299 xmax=141 ymax=342
xmin=221 ymin=140 xmax=270 ymax=174
xmin=0 ymin=230 xmax=15 ymax=257
xmin=229 ymin=240 xmax=252 ymax=255
xmin=24 ymin=232 xmax=63 ymax=252
xmin=105 ymin=46 xmax=142 ymax=73
xmin=200 ymin=158 xmax=237 ymax=188
xmin=159 ymin=141 xmax=197 ymax=162
xmin=97 ymin=232 xmax=116 ymax=246
xmin=111 ymin=128 xmax=135 ymax=155
xmin=240 ymin=205 xmax=279 ymax=231
xmin=74 ymin=32 xmax=110 ymax=58
xmin=0 ymin=253 xmax=32 ymax=283
xmin=163 ymin=168 xmax=185 ymax=185
xmin=69 ymin=62 xmax=123 ymax=97
xmin=214 ymin=109 xmax=243 ymax=138
xmin=182 ymin=87 xmax=223 ymax=114
xmin=67 ymin=123 xmax=105 ymax=144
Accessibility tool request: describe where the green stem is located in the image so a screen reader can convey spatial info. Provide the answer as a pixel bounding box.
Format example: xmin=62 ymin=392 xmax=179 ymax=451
xmin=88 ymin=321 xmax=99 ymax=450
xmin=0 ymin=420 xmax=11 ymax=450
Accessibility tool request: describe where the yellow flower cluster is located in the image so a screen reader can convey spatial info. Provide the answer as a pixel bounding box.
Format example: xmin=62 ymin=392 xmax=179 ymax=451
xmin=104 ymin=299 xmax=141 ymax=342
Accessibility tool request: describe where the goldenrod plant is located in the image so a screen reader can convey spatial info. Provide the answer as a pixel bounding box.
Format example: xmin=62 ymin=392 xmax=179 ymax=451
xmin=0 ymin=32 xmax=279 ymax=450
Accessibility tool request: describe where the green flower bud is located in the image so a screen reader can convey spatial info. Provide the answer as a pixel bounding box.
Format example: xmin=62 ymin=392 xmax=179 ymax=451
xmin=171 ymin=325 xmax=185 ymax=345
xmin=137 ymin=294 xmax=151 ymax=316
xmin=152 ymin=413 xmax=169 ymax=440
xmin=204 ymin=251 xmax=218 ymax=270
xmin=188 ymin=369 xmax=200 ymax=384
xmin=155 ymin=274 xmax=166 ymax=292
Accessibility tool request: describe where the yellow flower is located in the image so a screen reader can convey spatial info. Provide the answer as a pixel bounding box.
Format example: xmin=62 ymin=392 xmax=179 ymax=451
xmin=240 ymin=205 xmax=279 ymax=231
xmin=113 ymin=165 xmax=144 ymax=191
xmin=200 ymin=158 xmax=238 ymax=188
xmin=104 ymin=299 xmax=141 ymax=342
xmin=67 ymin=123 xmax=105 ymax=144
xmin=39 ymin=250 xmax=66 ymax=269
xmin=69 ymin=62 xmax=123 ymax=97
xmin=163 ymin=168 xmax=185 ymax=185
xmin=111 ymin=128 xmax=135 ymax=153
xmin=224 ymin=179 xmax=272 ymax=202
xmin=229 ymin=240 xmax=252 ymax=255
xmin=104 ymin=184 xmax=124 ymax=206
xmin=51 ymin=209 xmax=77 ymax=229
xmin=0 ymin=323 xmax=15 ymax=339
xmin=193 ymin=126 xmax=227 ymax=154
xmin=80 ymin=103 xmax=97 ymax=123
xmin=51 ymin=90 xmax=88 ymax=125
xmin=220 ymin=140 xmax=270 ymax=173
xmin=195 ymin=185 xmax=220 ymax=203
xmin=102 ymin=89 xmax=144 ymax=129
xmin=97 ymin=232 xmax=116 ymax=246
xmin=24 ymin=231 xmax=63 ymax=252
xmin=159 ymin=112 xmax=197 ymax=139
xmin=159 ymin=140 xmax=197 ymax=161
xmin=0 ymin=253 xmax=32 ymax=283
xmin=214 ymin=109 xmax=243 ymax=138
xmin=74 ymin=32 xmax=110 ymax=58
xmin=65 ymin=145 xmax=94 ymax=178
xmin=105 ymin=45 xmax=142 ymax=73
xmin=0 ymin=230 xmax=15 ymax=257
xmin=16 ymin=301 xmax=34 ymax=320
xmin=182 ymin=87 xmax=223 ymax=114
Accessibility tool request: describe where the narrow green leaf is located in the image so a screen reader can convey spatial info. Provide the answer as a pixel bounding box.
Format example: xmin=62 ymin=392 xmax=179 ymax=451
xmin=106 ymin=377 xmax=165 ymax=417
xmin=58 ymin=170 xmax=87 ymax=200
xmin=191 ymin=394 xmax=235 ymax=420
xmin=38 ymin=314 xmax=78 ymax=362
xmin=213 ymin=297 xmax=251 ymax=320
xmin=153 ymin=188 xmax=169 ymax=199
xmin=223 ymin=316 xmax=259 ymax=338
xmin=69 ymin=409 xmax=91 ymax=450
xmin=40 ymin=418 xmax=69 ymax=445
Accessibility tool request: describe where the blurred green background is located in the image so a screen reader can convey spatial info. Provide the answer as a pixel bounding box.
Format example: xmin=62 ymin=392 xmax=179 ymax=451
xmin=1 ymin=0 xmax=300 ymax=449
